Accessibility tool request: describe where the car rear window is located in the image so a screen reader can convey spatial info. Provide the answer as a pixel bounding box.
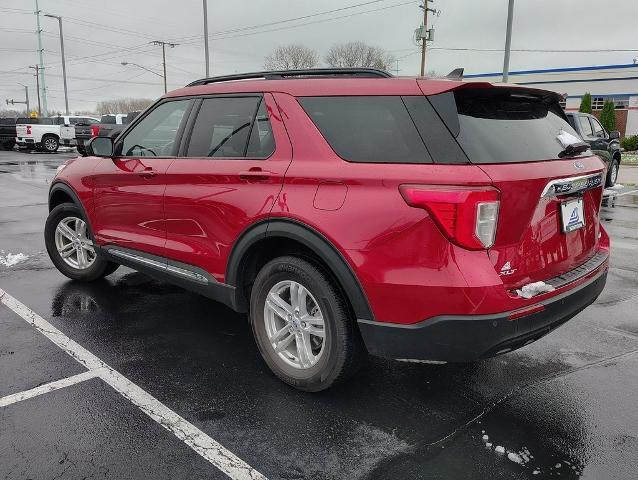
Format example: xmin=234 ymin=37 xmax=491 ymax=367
xmin=445 ymin=88 xmax=582 ymax=164
xmin=0 ymin=118 xmax=16 ymax=125
xmin=298 ymin=96 xmax=432 ymax=163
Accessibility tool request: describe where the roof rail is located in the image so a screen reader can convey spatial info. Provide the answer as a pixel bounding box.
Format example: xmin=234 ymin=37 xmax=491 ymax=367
xmin=186 ymin=68 xmax=393 ymax=87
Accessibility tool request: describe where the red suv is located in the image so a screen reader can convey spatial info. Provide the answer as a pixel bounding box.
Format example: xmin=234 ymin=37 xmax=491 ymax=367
xmin=45 ymin=68 xmax=609 ymax=391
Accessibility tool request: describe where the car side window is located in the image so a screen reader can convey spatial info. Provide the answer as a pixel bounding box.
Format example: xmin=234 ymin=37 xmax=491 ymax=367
xmin=185 ymin=96 xmax=264 ymax=158
xmin=119 ymin=100 xmax=190 ymax=157
xmin=590 ymin=117 xmax=606 ymax=138
xmin=246 ymin=99 xmax=275 ymax=158
xmin=577 ymin=116 xmax=594 ymax=137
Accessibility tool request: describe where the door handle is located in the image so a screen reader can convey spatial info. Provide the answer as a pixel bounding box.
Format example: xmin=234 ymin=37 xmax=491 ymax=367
xmin=139 ymin=167 xmax=158 ymax=179
xmin=239 ymin=168 xmax=272 ymax=181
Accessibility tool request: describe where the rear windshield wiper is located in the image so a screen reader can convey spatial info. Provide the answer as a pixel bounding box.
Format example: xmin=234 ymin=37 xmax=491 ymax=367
xmin=558 ymin=141 xmax=590 ymax=158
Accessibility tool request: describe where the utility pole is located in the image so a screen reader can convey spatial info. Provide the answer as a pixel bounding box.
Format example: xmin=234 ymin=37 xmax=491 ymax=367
xmin=34 ymin=0 xmax=47 ymax=115
xmin=393 ymin=59 xmax=400 ymax=76
xmin=29 ymin=65 xmax=41 ymax=116
xmin=45 ymin=14 xmax=69 ymax=114
xmin=203 ymin=0 xmax=210 ymax=77
xmin=417 ymin=1 xmax=437 ymax=76
xmin=502 ymin=0 xmax=515 ymax=82
xmin=419 ymin=1 xmax=429 ymax=76
xmin=151 ymin=41 xmax=178 ymax=93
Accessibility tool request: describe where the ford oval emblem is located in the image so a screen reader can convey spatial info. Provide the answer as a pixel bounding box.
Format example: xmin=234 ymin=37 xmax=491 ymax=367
xmin=574 ymin=161 xmax=585 ymax=170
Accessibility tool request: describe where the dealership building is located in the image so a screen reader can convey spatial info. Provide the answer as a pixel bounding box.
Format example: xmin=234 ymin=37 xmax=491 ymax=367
xmin=465 ymin=63 xmax=638 ymax=137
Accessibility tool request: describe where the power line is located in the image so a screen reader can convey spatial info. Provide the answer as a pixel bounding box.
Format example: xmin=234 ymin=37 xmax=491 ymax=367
xmin=430 ymin=47 xmax=638 ymax=53
xmin=177 ymin=0 xmax=416 ymax=47
xmin=169 ymin=0 xmax=391 ymax=43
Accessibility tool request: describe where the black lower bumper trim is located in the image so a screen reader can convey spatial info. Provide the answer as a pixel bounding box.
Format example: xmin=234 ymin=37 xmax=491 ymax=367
xmin=358 ymin=270 xmax=607 ymax=362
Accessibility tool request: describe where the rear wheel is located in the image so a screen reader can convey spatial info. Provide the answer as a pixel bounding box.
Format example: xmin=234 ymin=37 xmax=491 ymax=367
xmin=41 ymin=135 xmax=59 ymax=153
xmin=2 ymin=140 xmax=14 ymax=151
xmin=45 ymin=203 xmax=118 ymax=281
xmin=250 ymin=256 xmax=365 ymax=391
xmin=606 ymin=158 xmax=619 ymax=187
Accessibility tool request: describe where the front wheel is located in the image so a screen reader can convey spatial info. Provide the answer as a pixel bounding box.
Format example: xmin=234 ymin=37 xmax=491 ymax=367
xmin=45 ymin=203 xmax=118 ymax=281
xmin=250 ymin=256 xmax=365 ymax=392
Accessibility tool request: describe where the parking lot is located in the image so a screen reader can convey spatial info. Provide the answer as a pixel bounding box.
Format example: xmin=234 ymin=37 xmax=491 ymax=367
xmin=1 ymin=149 xmax=637 ymax=479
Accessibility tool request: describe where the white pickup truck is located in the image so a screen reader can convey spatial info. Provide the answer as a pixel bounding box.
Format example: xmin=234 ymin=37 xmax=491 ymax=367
xmin=15 ymin=115 xmax=99 ymax=152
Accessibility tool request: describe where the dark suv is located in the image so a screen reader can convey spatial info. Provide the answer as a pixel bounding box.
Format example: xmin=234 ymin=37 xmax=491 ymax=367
xmin=566 ymin=112 xmax=621 ymax=186
xmin=45 ymin=69 xmax=609 ymax=391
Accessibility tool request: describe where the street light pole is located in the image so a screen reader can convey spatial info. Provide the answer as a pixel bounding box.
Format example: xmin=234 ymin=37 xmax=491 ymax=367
xmin=44 ymin=14 xmax=69 ymax=114
xmin=502 ymin=0 xmax=515 ymax=83
xmin=203 ymin=0 xmax=210 ymax=77
xmin=19 ymin=84 xmax=30 ymax=113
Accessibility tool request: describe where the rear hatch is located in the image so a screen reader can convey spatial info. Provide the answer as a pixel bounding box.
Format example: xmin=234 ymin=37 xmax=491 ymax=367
xmin=421 ymin=83 xmax=605 ymax=290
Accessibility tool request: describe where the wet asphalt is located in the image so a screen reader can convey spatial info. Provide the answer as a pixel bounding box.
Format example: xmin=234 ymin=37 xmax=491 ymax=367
xmin=0 ymin=149 xmax=637 ymax=480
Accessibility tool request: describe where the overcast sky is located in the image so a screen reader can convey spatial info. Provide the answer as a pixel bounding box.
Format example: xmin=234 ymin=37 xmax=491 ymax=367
xmin=1 ymin=0 xmax=637 ymax=113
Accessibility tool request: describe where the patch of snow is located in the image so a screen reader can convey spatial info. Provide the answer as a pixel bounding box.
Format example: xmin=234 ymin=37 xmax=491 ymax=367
xmin=494 ymin=446 xmax=505 ymax=454
xmin=485 ymin=443 xmax=492 ymax=448
xmin=555 ymin=463 xmax=562 ymax=468
xmin=516 ymin=281 xmax=555 ymax=299
xmin=482 ymin=435 xmax=489 ymax=441
xmin=609 ymin=184 xmax=624 ymax=190
xmin=533 ymin=470 xmax=540 ymax=475
xmin=0 ymin=252 xmax=28 ymax=267
xmin=507 ymin=452 xmax=524 ymax=464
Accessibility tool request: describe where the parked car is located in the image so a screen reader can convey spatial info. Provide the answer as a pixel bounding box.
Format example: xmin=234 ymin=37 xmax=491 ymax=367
xmin=75 ymin=112 xmax=140 ymax=156
xmin=45 ymin=68 xmax=609 ymax=391
xmin=0 ymin=117 xmax=17 ymax=150
xmin=566 ymin=112 xmax=621 ymax=186
xmin=15 ymin=117 xmax=75 ymax=152
xmin=50 ymin=115 xmax=100 ymax=148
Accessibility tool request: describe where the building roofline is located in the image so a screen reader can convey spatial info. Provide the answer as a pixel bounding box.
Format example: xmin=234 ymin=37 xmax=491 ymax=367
xmin=465 ymin=63 xmax=638 ymax=78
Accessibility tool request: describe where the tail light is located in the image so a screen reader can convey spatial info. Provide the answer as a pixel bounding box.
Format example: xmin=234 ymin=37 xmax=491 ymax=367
xmin=399 ymin=185 xmax=500 ymax=250
xmin=90 ymin=125 xmax=100 ymax=137
xmin=26 ymin=125 xmax=32 ymax=135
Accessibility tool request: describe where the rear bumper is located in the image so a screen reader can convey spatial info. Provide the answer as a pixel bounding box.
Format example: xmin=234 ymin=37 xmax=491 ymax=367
xmin=358 ymin=268 xmax=607 ymax=362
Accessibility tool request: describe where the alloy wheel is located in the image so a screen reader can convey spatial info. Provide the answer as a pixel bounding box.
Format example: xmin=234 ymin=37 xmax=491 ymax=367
xmin=264 ymin=280 xmax=326 ymax=369
xmin=54 ymin=216 xmax=96 ymax=270
xmin=44 ymin=137 xmax=58 ymax=151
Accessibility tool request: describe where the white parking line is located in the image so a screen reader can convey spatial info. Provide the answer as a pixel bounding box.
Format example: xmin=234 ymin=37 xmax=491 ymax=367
xmin=0 ymin=288 xmax=267 ymax=480
xmin=0 ymin=370 xmax=101 ymax=408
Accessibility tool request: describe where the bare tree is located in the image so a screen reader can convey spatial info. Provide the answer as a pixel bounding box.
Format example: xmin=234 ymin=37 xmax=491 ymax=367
xmin=95 ymin=98 xmax=154 ymax=114
xmin=263 ymin=44 xmax=319 ymax=70
xmin=325 ymin=41 xmax=395 ymax=71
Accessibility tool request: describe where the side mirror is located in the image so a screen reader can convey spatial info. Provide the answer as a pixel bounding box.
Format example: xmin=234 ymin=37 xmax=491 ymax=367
xmin=608 ymin=131 xmax=620 ymax=140
xmin=87 ymin=136 xmax=114 ymax=157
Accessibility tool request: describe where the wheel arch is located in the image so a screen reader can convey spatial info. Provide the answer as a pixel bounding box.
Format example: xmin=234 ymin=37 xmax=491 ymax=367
xmin=227 ymin=218 xmax=374 ymax=322
xmin=48 ymin=181 xmax=96 ymax=239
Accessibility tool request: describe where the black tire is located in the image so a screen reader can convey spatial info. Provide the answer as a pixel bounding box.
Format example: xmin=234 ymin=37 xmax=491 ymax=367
xmin=41 ymin=134 xmax=59 ymax=153
xmin=606 ymin=158 xmax=619 ymax=187
xmin=76 ymin=145 xmax=86 ymax=156
xmin=45 ymin=203 xmax=119 ymax=281
xmin=2 ymin=140 xmax=14 ymax=151
xmin=250 ymin=256 xmax=365 ymax=392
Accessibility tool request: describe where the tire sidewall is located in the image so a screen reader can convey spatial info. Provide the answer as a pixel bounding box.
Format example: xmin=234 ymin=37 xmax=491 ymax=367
xmin=42 ymin=135 xmax=59 ymax=152
xmin=607 ymin=159 xmax=619 ymax=187
xmin=250 ymin=258 xmax=344 ymax=391
xmin=45 ymin=203 xmax=108 ymax=281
